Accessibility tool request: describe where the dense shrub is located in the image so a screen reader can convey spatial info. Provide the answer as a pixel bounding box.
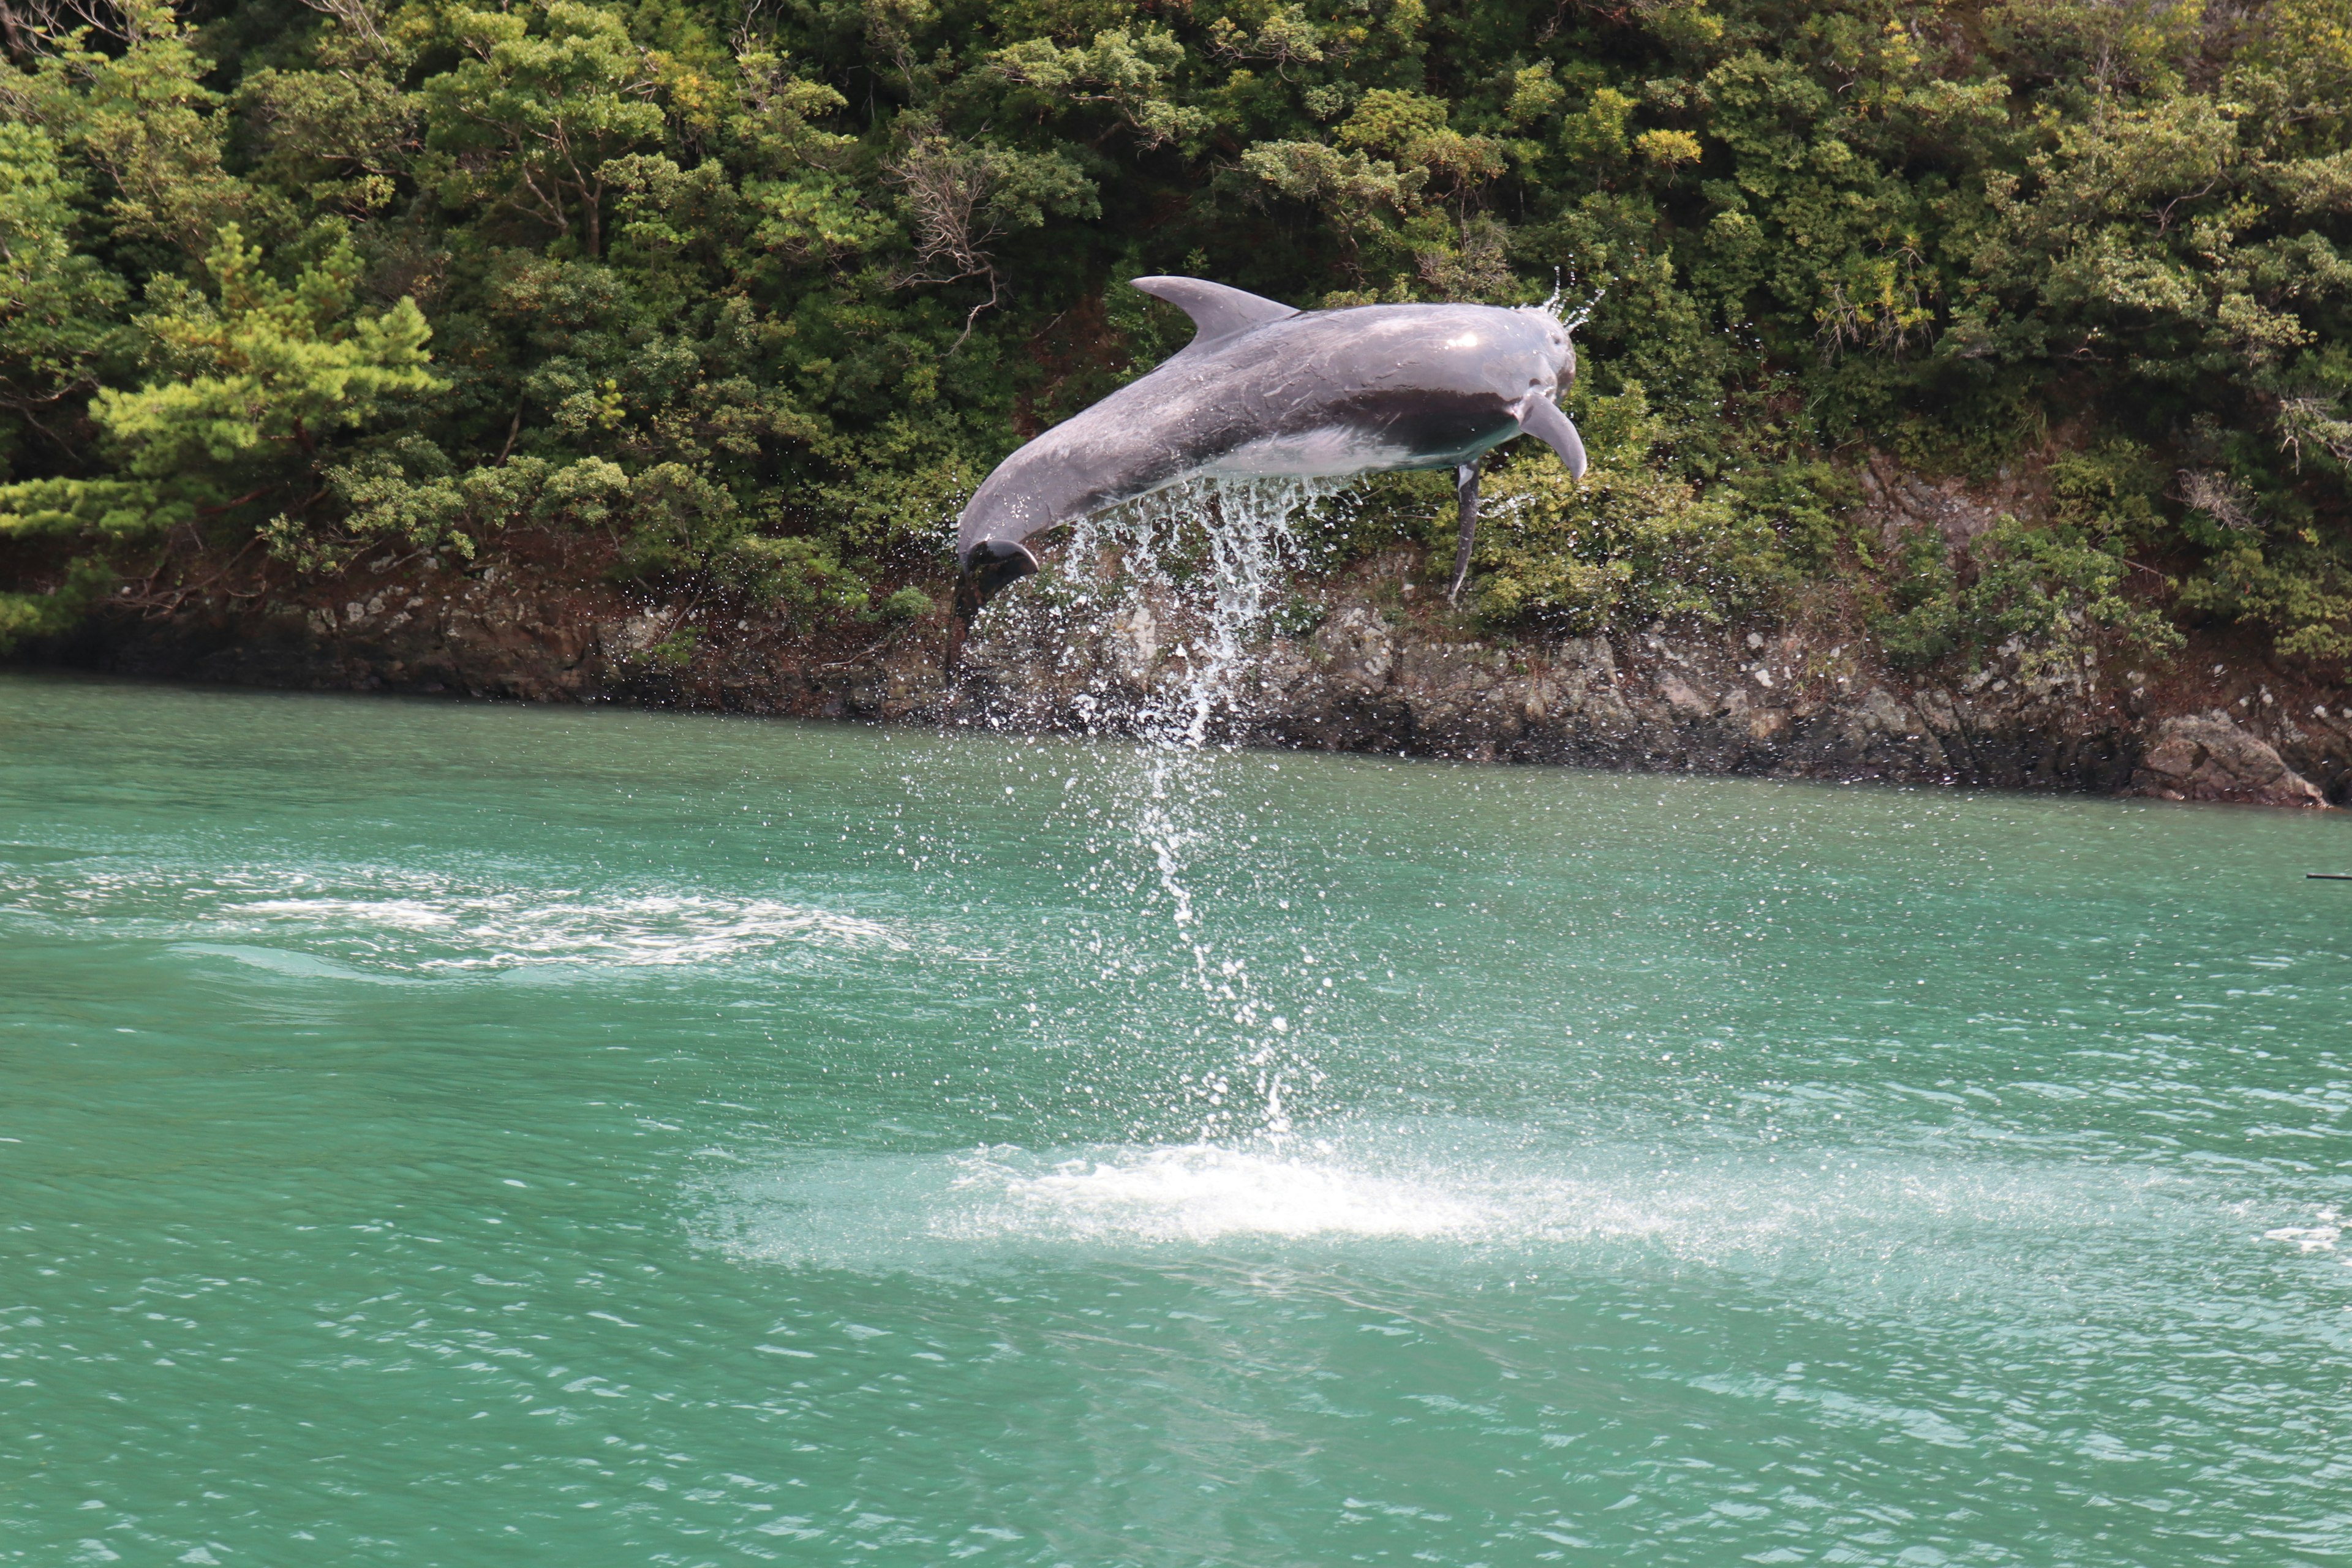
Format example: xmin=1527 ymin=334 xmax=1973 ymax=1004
xmin=1 ymin=0 xmax=2349 ymax=669
xmin=1471 ymin=385 xmax=1787 ymax=635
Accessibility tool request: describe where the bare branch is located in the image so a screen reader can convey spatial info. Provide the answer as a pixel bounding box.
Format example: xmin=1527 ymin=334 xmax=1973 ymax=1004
xmin=881 ymin=129 xmax=1031 ymax=349
xmin=292 ymin=0 xmax=383 ymax=50
xmin=884 ymin=131 xmax=1001 ymax=288
xmin=2176 ymin=469 xmax=2261 ymax=533
xmin=0 ymin=0 xmax=135 ymax=56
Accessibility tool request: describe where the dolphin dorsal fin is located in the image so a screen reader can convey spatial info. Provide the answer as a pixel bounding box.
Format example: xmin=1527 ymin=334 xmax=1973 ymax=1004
xmin=1131 ymin=276 xmax=1298 ymax=350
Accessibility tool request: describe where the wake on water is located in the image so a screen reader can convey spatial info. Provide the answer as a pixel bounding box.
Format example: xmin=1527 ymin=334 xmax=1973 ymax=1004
xmin=0 ymin=858 xmax=910 ymax=978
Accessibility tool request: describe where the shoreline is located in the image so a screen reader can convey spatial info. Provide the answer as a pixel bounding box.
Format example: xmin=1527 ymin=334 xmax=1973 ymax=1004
xmin=15 ymin=551 xmax=2344 ymax=809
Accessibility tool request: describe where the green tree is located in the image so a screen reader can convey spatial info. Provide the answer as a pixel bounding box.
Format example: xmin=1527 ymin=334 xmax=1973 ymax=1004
xmin=0 ymin=121 xmax=126 ymax=475
xmin=0 ymin=222 xmax=439 ymax=615
xmin=418 ymin=0 xmax=666 ymax=258
xmin=1 ymin=0 xmax=2350 ymax=673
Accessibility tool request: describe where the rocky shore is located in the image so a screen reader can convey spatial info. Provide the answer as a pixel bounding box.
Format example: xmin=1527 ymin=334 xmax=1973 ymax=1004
xmin=26 ymin=538 xmax=2349 ymax=809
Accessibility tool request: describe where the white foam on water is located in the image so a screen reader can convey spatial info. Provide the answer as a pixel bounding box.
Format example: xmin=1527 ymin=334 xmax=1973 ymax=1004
xmin=231 ymin=891 xmax=903 ymax=973
xmin=704 ymin=1124 xmax=2233 ymax=1300
xmin=707 ymin=1139 xmax=1487 ymax=1273
xmin=945 ymin=1143 xmax=1492 ymax=1243
xmin=4 ymin=860 xmax=905 ymax=977
xmin=2261 ymin=1206 xmax=2343 ymax=1253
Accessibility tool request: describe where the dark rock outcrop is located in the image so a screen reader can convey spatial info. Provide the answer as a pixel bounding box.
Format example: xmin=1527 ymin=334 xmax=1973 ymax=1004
xmin=26 ymin=552 xmax=2349 ymax=807
xmin=949 ymin=595 xmax=2149 ymax=791
xmin=2132 ymin=713 xmax=2331 ymax=807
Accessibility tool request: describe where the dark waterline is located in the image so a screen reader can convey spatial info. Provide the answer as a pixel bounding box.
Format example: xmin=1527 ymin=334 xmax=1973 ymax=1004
xmin=4 ymin=670 xmax=2350 ymax=1566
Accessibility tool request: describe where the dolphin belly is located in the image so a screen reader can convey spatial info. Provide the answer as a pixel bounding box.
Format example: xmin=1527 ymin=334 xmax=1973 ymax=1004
xmin=1200 ymin=391 xmax=1521 ymax=480
xmin=1198 ymin=426 xmax=1415 ymax=479
xmin=1333 ymin=389 xmax=1525 ymax=471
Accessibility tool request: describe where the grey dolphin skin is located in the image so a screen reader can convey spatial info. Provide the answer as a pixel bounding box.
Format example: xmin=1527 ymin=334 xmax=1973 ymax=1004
xmin=952 ymin=276 xmax=1587 ymax=625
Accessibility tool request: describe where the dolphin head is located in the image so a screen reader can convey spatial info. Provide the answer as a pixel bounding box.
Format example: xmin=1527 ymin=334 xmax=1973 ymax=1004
xmin=1496 ymin=306 xmax=1585 ymax=480
xmin=1510 ymin=305 xmax=1577 ymax=409
xmin=954 ymin=537 xmax=1040 ymax=616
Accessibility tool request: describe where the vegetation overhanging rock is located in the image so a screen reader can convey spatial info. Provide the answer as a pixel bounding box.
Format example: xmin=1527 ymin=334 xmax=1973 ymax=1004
xmin=2 ymin=0 xmax=2349 ymax=801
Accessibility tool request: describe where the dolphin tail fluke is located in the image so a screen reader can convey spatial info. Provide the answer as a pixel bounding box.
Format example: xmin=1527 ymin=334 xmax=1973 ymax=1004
xmin=1517 ymin=395 xmax=1589 ymax=479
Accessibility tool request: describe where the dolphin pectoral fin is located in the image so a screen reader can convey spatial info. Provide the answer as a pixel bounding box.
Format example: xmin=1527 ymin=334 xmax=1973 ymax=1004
xmin=1447 ymin=461 xmax=1482 ymax=607
xmin=1130 ymin=276 xmax=1300 ymax=351
xmin=1517 ymin=396 xmax=1589 ymax=480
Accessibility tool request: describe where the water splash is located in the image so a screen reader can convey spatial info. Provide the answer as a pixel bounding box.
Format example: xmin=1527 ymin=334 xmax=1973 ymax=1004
xmin=1536 ymin=268 xmax=1604 ymax=333
xmin=705 ymin=1126 xmax=2233 ymax=1292
xmin=1060 ymin=474 xmax=1344 ymax=750
xmin=994 ymin=477 xmax=1351 ymax=1141
xmin=948 ymin=1141 xmax=1488 ymax=1243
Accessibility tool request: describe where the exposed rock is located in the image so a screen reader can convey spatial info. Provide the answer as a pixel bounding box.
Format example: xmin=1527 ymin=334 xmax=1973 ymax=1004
xmin=21 ymin=554 xmax=2346 ymax=807
xmin=1857 ymin=451 xmax=2030 ymax=557
xmin=2130 ymin=713 xmax=2330 ymax=808
xmin=948 ymin=590 xmax=2155 ymax=791
xmin=1315 ymin=606 xmax=1394 ymax=690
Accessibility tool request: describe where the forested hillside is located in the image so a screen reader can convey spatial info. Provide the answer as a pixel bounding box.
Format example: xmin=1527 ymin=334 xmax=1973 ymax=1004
xmin=5 ymin=0 xmax=2351 ymax=677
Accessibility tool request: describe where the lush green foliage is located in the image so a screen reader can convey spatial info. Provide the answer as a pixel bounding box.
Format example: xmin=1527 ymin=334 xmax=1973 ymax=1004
xmin=4 ymin=0 xmax=2352 ymax=668
xmin=1471 ymin=383 xmax=1789 ymax=635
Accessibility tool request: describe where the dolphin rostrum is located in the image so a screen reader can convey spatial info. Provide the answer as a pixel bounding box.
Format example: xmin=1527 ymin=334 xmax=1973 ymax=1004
xmin=953 ymin=276 xmax=1588 ymax=621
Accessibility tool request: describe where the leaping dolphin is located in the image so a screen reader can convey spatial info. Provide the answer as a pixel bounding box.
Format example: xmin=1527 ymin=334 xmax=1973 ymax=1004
xmin=953 ymin=277 xmax=1588 ymax=623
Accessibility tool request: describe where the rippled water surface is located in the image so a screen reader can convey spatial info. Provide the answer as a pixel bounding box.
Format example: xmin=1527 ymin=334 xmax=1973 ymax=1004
xmin=5 ymin=671 xmax=2351 ymax=1566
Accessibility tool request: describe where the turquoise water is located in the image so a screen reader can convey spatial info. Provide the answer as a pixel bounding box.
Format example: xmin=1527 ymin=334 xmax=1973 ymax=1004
xmin=4 ymin=670 xmax=2350 ymax=1566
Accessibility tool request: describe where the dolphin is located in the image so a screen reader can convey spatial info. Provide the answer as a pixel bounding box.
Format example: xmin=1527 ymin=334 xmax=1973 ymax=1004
xmin=952 ymin=276 xmax=1587 ymax=622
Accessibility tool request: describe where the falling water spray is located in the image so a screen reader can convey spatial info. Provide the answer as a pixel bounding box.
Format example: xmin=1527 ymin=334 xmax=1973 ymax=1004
xmin=1016 ymin=475 xmax=1351 ymax=1142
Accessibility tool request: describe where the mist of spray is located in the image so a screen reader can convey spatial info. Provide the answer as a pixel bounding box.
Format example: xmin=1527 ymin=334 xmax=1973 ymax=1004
xmin=1046 ymin=475 xmax=1351 ymax=1140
